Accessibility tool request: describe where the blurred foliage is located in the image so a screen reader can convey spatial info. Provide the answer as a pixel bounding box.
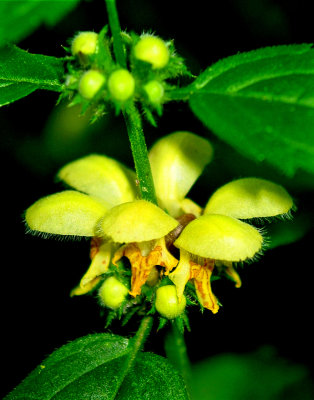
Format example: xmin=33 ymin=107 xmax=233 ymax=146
xmin=0 ymin=0 xmax=80 ymax=46
xmin=191 ymin=347 xmax=314 ymax=400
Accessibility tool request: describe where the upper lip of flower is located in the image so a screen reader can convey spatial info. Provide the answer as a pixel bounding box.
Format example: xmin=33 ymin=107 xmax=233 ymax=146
xmin=24 ymin=131 xmax=294 ymax=311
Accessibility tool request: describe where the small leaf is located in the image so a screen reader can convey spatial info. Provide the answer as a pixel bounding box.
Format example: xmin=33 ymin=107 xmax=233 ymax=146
xmin=0 ymin=45 xmax=64 ymax=106
xmin=188 ymin=44 xmax=314 ymax=176
xmin=0 ymin=0 xmax=80 ymax=46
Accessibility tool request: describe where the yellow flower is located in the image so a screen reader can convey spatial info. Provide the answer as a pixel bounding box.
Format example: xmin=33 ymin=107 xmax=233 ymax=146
xmin=25 ymin=154 xmax=179 ymax=296
xmin=25 ymin=132 xmax=294 ymax=314
xmin=148 ymin=133 xmax=293 ymax=313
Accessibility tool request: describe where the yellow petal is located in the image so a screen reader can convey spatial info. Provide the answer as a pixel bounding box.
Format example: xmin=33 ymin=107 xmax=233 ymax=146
xmin=25 ymin=190 xmax=108 ymax=236
xmin=190 ymin=259 xmax=219 ymax=314
xmin=80 ymin=239 xmax=113 ymax=288
xmin=113 ymin=237 xmax=178 ymax=297
xmin=180 ymin=198 xmax=202 ymax=217
xmin=174 ymin=214 xmax=263 ymax=261
xmin=70 ymin=276 xmax=102 ymax=296
xmin=204 ymin=178 xmax=293 ymax=219
xmin=169 ymin=249 xmax=191 ymax=301
xmin=149 ymin=131 xmax=213 ymax=217
xmin=100 ymin=200 xmax=179 ymax=243
xmin=216 ymin=261 xmax=242 ymax=288
xmin=58 ymin=154 xmax=138 ymax=207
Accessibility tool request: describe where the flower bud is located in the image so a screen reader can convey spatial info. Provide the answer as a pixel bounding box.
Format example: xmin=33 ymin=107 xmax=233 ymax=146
xmin=78 ymin=70 xmax=106 ymax=99
xmin=134 ymin=35 xmax=169 ymax=69
xmin=144 ymin=80 xmax=164 ymax=104
xmin=108 ymin=69 xmax=135 ymax=101
xmin=71 ymin=31 xmax=98 ymax=56
xmin=155 ymin=285 xmax=186 ymax=319
xmin=99 ymin=276 xmax=129 ymax=309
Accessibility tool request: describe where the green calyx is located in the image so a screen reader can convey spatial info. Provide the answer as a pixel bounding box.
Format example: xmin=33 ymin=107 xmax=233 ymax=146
xmin=62 ymin=27 xmax=189 ymax=123
xmin=143 ymin=80 xmax=164 ymax=104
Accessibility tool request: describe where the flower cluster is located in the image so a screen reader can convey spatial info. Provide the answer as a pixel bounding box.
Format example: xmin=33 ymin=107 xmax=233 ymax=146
xmin=25 ymin=132 xmax=293 ymax=321
xmin=62 ymin=29 xmax=190 ymax=123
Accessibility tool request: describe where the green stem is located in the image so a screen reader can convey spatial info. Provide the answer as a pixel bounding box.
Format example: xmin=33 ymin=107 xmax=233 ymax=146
xmin=123 ymin=104 xmax=158 ymax=204
xmin=105 ymin=0 xmax=126 ymax=67
xmin=105 ymin=0 xmax=157 ymax=204
xmin=165 ymin=322 xmax=192 ymax=396
xmin=113 ymin=316 xmax=153 ymax=399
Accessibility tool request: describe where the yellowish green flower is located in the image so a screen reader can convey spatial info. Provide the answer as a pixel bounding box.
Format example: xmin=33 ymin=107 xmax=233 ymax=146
xmin=148 ymin=132 xmax=293 ymax=313
xmin=25 ymin=132 xmax=294 ymax=316
xmin=25 ymin=154 xmax=179 ymax=297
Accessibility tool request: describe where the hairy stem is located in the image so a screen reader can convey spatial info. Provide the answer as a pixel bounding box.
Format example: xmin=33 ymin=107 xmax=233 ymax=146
xmin=123 ymin=104 xmax=158 ymax=204
xmin=105 ymin=0 xmax=157 ymax=204
xmin=105 ymin=0 xmax=126 ymax=67
xmin=113 ymin=316 xmax=153 ymax=399
xmin=165 ymin=322 xmax=192 ymax=396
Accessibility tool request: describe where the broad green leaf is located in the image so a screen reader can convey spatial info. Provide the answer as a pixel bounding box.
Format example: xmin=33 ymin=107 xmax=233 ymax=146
xmin=0 ymin=45 xmax=64 ymax=106
xmin=0 ymin=0 xmax=80 ymax=46
xmin=188 ymin=44 xmax=314 ymax=176
xmin=4 ymin=333 xmax=132 ymax=400
xmin=118 ymin=352 xmax=189 ymax=399
xmin=5 ymin=334 xmax=189 ymax=400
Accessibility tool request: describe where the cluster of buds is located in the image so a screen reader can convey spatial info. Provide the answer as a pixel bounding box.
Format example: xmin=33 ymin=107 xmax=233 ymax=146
xmin=25 ymin=132 xmax=294 ymax=329
xmin=63 ymin=29 xmax=190 ymax=123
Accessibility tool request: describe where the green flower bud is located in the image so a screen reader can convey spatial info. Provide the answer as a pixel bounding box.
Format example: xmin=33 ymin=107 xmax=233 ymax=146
xmin=78 ymin=70 xmax=106 ymax=99
xmin=71 ymin=31 xmax=98 ymax=56
xmin=99 ymin=276 xmax=129 ymax=309
xmin=144 ymin=80 xmax=164 ymax=104
xmin=134 ymin=35 xmax=170 ymax=69
xmin=108 ymin=69 xmax=135 ymax=101
xmin=155 ymin=285 xmax=186 ymax=319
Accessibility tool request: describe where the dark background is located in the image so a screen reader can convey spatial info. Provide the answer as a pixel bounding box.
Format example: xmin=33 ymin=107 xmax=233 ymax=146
xmin=1 ymin=0 xmax=314 ymax=397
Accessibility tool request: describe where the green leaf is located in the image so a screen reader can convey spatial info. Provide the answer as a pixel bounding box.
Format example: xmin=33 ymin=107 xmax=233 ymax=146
xmin=188 ymin=44 xmax=314 ymax=176
xmin=0 ymin=45 xmax=64 ymax=106
xmin=118 ymin=352 xmax=189 ymax=399
xmin=0 ymin=0 xmax=80 ymax=46
xmin=5 ymin=333 xmax=189 ymax=400
xmin=5 ymin=333 xmax=132 ymax=400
